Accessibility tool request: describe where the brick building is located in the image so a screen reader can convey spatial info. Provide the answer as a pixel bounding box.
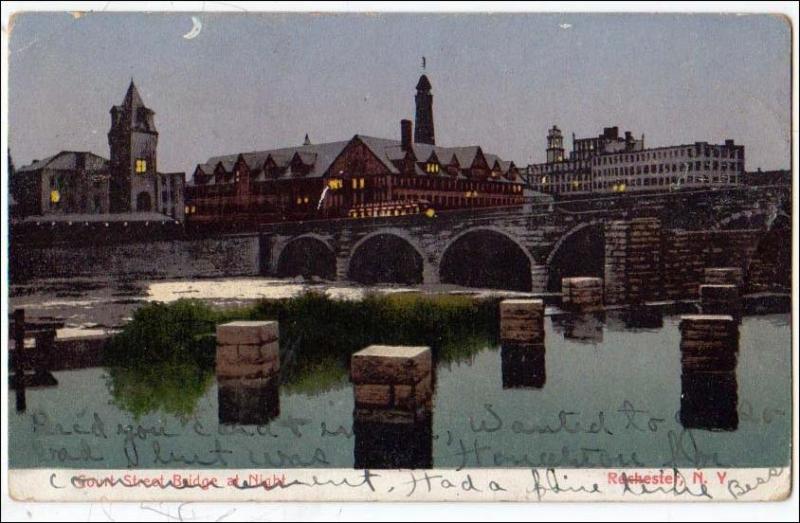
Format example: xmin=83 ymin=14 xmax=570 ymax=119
xmin=527 ymin=125 xmax=744 ymax=196
xmin=12 ymin=151 xmax=111 ymax=216
xmin=11 ymin=81 xmax=185 ymax=221
xmin=185 ymin=75 xmax=525 ymax=229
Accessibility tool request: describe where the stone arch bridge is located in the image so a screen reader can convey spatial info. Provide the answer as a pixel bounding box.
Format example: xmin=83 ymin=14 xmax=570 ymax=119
xmin=256 ymin=185 xmax=791 ymax=299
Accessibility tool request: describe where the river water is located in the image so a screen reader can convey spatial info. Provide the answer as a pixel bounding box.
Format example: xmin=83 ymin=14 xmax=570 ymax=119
xmin=7 ymin=275 xmax=792 ymax=469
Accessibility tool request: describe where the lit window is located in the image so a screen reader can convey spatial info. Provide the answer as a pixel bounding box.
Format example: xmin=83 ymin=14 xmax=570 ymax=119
xmin=352 ymin=178 xmax=357 ymax=190
xmin=135 ymin=159 xmax=147 ymax=173
xmin=359 ymin=178 xmax=365 ymax=189
xmin=50 ymin=190 xmax=61 ymax=204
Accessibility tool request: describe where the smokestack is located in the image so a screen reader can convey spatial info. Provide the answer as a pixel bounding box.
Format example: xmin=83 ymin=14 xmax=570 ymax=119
xmin=401 ymin=119 xmax=413 ymax=151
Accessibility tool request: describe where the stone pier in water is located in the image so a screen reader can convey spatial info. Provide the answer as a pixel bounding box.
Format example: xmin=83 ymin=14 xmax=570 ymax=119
xmin=604 ymin=217 xmax=662 ymax=305
xmin=499 ymin=299 xmax=546 ymax=388
xmin=700 ymin=284 xmax=741 ymax=322
xmin=216 ymin=321 xmax=280 ymax=425
xmin=350 ymin=345 xmax=433 ymax=468
xmin=500 ymin=299 xmax=544 ymax=344
xmin=561 ymin=277 xmax=604 ymax=312
xmin=679 ymin=315 xmax=739 ymax=430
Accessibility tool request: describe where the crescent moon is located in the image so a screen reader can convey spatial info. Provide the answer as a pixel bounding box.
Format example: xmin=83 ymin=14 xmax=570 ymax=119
xmin=183 ymin=16 xmax=202 ymax=40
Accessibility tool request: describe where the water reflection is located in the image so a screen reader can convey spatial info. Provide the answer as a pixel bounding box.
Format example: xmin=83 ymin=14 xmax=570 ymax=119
xmin=218 ymin=378 xmax=280 ymax=425
xmin=353 ymin=415 xmax=433 ymax=469
xmin=680 ymin=371 xmax=739 ymax=431
xmin=15 ymin=386 xmax=26 ymax=413
xmin=501 ymin=344 xmax=546 ymax=389
xmin=679 ymin=315 xmax=740 ymax=432
xmin=552 ymin=312 xmax=605 ymax=344
xmin=10 ymin=372 xmax=58 ymax=414
xmin=606 ymin=307 xmax=664 ymax=331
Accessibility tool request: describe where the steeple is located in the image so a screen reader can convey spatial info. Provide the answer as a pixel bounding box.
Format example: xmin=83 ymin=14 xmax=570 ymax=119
xmin=303 ymin=133 xmax=311 ymax=146
xmin=110 ymin=79 xmax=157 ymax=133
xmin=414 ymin=74 xmax=435 ymax=145
xmin=108 ymin=80 xmax=159 ymax=212
xmin=123 ymin=79 xmax=145 ymax=110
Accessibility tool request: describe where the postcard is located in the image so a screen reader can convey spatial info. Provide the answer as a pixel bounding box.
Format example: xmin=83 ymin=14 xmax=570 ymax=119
xmin=3 ymin=6 xmax=796 ymax=505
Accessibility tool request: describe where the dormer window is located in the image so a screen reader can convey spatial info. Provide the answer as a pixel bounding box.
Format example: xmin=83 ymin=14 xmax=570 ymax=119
xmin=135 ymin=159 xmax=147 ymax=173
xmin=426 ymin=163 xmax=440 ymax=174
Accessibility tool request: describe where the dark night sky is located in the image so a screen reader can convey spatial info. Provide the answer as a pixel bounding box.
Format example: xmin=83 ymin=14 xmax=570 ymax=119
xmin=8 ymin=12 xmax=791 ymax=175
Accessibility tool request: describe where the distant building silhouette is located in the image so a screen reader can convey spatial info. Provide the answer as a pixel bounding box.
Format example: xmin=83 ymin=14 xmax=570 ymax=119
xmin=527 ymin=125 xmax=744 ymax=196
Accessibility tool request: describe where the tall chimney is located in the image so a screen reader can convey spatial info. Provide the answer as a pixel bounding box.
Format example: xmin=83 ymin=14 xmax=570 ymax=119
xmin=414 ymin=74 xmax=435 ymax=145
xmin=401 ymin=119 xmax=413 ymax=151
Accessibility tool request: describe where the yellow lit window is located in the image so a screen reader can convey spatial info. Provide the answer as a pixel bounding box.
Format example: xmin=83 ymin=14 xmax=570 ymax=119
xmin=185 ymin=205 xmax=190 ymax=214
xmin=135 ymin=159 xmax=147 ymax=173
xmin=352 ymin=178 xmax=357 ymax=190
xmin=296 ymin=196 xmax=302 ymax=204
xmin=303 ymin=196 xmax=309 ymax=204
xmin=50 ymin=189 xmax=61 ymax=204
xmin=359 ymin=178 xmax=365 ymax=189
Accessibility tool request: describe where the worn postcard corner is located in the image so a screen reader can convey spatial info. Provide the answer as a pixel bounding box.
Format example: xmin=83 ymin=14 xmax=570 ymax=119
xmin=3 ymin=7 xmax=795 ymax=505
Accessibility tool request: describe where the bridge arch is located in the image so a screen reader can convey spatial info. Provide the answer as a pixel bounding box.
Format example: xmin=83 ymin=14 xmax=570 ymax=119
xmin=347 ymin=229 xmax=426 ymax=285
xmin=439 ymin=226 xmax=533 ymax=291
xmin=275 ymin=233 xmax=337 ymax=280
xmin=745 ymin=213 xmax=791 ymax=292
xmin=713 ymin=208 xmax=791 ymax=231
xmin=545 ymin=221 xmax=605 ymax=293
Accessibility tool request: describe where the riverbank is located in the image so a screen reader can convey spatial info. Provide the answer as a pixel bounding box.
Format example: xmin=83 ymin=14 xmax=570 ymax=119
xmin=9 ymin=275 xmax=559 ymax=338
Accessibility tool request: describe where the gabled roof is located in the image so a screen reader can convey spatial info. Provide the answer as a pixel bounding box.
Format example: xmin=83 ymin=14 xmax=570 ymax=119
xmin=199 ymin=139 xmax=352 ymax=183
xmin=16 ymin=151 xmax=109 ymax=174
xmin=354 ymin=135 xmax=405 ymax=174
xmin=192 ymin=135 xmax=520 ymax=185
xmin=293 ymin=151 xmax=317 ymax=165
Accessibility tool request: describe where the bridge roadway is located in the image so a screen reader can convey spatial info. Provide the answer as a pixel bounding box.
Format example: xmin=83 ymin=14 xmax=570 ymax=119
xmin=9 ymin=184 xmax=790 ymax=297
xmin=252 ymin=184 xmax=790 ymax=295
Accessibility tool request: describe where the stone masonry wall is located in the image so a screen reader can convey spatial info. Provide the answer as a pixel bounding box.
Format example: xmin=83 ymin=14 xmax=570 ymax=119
xmin=10 ymin=236 xmax=260 ymax=282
